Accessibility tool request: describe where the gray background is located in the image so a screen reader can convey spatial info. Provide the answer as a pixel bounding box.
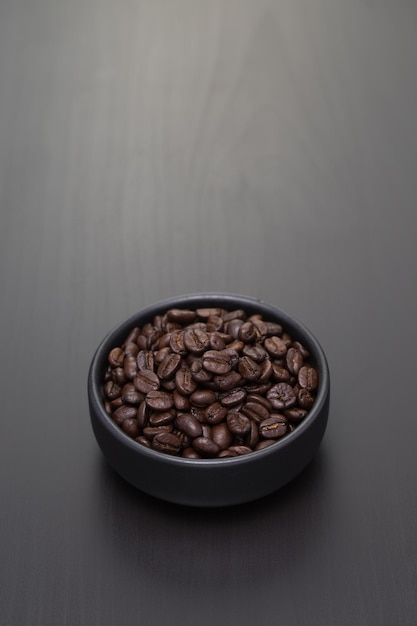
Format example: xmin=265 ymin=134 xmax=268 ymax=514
xmin=1 ymin=1 xmax=416 ymax=624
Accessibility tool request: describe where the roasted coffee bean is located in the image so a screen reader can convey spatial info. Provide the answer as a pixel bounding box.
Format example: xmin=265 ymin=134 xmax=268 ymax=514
xmin=238 ymin=322 xmax=257 ymax=343
xmin=182 ymin=447 xmax=201 ymax=459
xmin=112 ymin=405 xmax=137 ymax=425
xmin=219 ymin=387 xmax=247 ymax=408
xmin=206 ymin=315 xmax=224 ymax=332
xmin=213 ymin=371 xmax=243 ymax=391
xmin=120 ymin=418 xmax=140 ymax=438
xmin=201 ymin=423 xmax=213 ymax=439
xmin=161 ymin=378 xmax=176 ymax=391
xmin=166 ymin=308 xmax=197 ymax=324
xmin=175 ymin=413 xmax=203 ymax=438
xmin=291 ymin=341 xmax=310 ymax=359
xmin=149 ymin=409 xmax=176 ymax=427
xmin=271 ymin=363 xmax=291 ymax=382
xmin=286 ymin=348 xmax=303 ymax=375
xmin=134 ymin=369 xmax=160 ymax=394
xmin=196 ymin=307 xmax=224 ymax=319
xmin=267 ymin=383 xmax=297 ymax=409
xmin=190 ymin=359 xmax=213 ymax=383
xmin=157 ymin=352 xmax=182 ymax=380
xmin=143 ymin=425 xmax=172 ymax=439
xmin=264 ymin=336 xmax=287 ymax=358
xmin=104 ymin=381 xmax=121 ymax=400
xmin=238 ymin=356 xmax=261 ymax=381
xmin=124 ymin=327 xmax=140 ymax=346
xmin=136 ymin=350 xmax=155 ymax=371
xmin=211 ymin=423 xmax=233 ymax=450
xmin=190 ymin=389 xmax=217 ymax=407
xmin=183 ymin=328 xmax=210 ymax=354
xmin=284 ymin=407 xmax=308 ymax=422
xmin=259 ymin=415 xmax=288 ymax=439
xmin=218 ymin=449 xmax=239 ymax=458
xmin=123 ymin=355 xmax=138 ymax=380
xmin=192 ymin=437 xmax=221 ymax=457
xmin=172 ymin=389 xmax=191 ymax=411
xmin=152 ymin=432 xmax=182 ymax=455
xmin=258 ymin=359 xmax=273 ymax=382
xmin=246 ymin=393 xmax=273 ymax=411
xmin=108 ymin=347 xmax=124 ymax=368
xmin=224 ymin=318 xmax=244 ymax=339
xmin=124 ymin=342 xmax=139 ymax=358
xmin=265 ymin=322 xmax=283 ymax=336
xmin=228 ymin=445 xmax=252 ymax=455
xmin=245 ymin=419 xmax=260 ymax=448
xmin=209 ymin=332 xmax=227 ymax=351
xmin=205 ymin=402 xmax=228 ymax=425
xmin=121 ymin=384 xmax=144 ymax=405
xmin=202 ymin=350 xmax=232 ymax=375
xmin=297 ymin=388 xmax=315 ymax=410
xmin=169 ymin=330 xmax=187 ymax=354
xmin=298 ymin=366 xmax=318 ymax=390
xmin=241 ymin=400 xmax=270 ymax=422
xmin=222 ymin=309 xmax=247 ymax=322
xmin=227 ymin=412 xmax=251 ymax=436
xmin=242 ymin=343 xmax=267 ymax=362
xmin=145 ymin=390 xmax=174 ymax=411
xmin=175 ymin=367 xmax=198 ymax=395
xmin=109 ymin=397 xmax=124 ymax=411
xmin=154 ymin=346 xmax=171 ymax=363
xmin=137 ymin=400 xmax=151 ymax=429
xmin=255 ymin=439 xmax=276 ymax=450
xmin=135 ymin=435 xmax=151 ymax=448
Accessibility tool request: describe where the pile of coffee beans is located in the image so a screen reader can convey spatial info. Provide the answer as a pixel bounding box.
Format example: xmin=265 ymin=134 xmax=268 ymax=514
xmin=103 ymin=307 xmax=318 ymax=459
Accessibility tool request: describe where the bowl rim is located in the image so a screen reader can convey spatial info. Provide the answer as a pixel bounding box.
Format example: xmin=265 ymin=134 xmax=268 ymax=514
xmin=88 ymin=292 xmax=330 ymax=468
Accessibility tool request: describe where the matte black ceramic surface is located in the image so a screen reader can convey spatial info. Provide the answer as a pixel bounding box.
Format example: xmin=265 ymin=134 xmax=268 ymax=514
xmin=88 ymin=293 xmax=330 ymax=507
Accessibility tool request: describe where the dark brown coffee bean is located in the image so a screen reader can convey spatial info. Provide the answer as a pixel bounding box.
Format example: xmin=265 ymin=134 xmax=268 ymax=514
xmin=246 ymin=393 xmax=273 ymax=411
xmin=242 ymin=343 xmax=268 ymax=362
xmin=241 ymin=401 xmax=270 ymax=422
xmin=227 ymin=412 xmax=251 ymax=436
xmin=255 ymin=440 xmax=276 ymax=450
xmin=157 ymin=352 xmax=181 ymax=380
xmin=124 ymin=327 xmax=140 ymax=346
xmin=284 ymin=407 xmax=308 ymax=422
xmin=213 ymin=371 xmax=243 ymax=391
xmin=238 ymin=321 xmax=257 ymax=343
xmin=109 ymin=397 xmax=124 ymax=411
xmin=169 ymin=330 xmax=187 ymax=355
xmin=201 ymin=423 xmax=213 ymax=439
xmin=108 ymin=347 xmax=124 ymax=368
xmin=175 ymin=413 xmax=203 ymax=438
xmin=259 ymin=415 xmax=288 ymax=439
xmin=137 ymin=400 xmax=151 ymax=429
xmin=112 ymin=405 xmax=137 ymax=425
xmin=251 ymin=317 xmax=268 ymax=338
xmin=264 ymin=336 xmax=288 ymax=358
xmin=136 ymin=350 xmax=155 ymax=371
xmin=286 ymin=348 xmax=303 ymax=375
xmin=111 ymin=367 xmax=127 ymax=386
xmin=265 ymin=322 xmax=283 ymax=336
xmin=145 ymin=390 xmax=174 ymax=411
xmin=149 ymin=409 xmax=176 ymax=427
xmin=298 ymin=365 xmax=318 ymax=390
xmin=211 ymin=423 xmax=233 ymax=450
xmin=152 ymin=432 xmax=182 ymax=455
xmin=154 ymin=346 xmax=171 ymax=363
xmin=123 ymin=342 xmax=139 ymax=358
xmin=134 ymin=369 xmax=160 ymax=394
xmin=205 ymin=315 xmax=224 ymax=332
xmin=291 ymin=341 xmax=310 ymax=359
xmin=245 ymin=419 xmax=260 ymax=448
xmin=192 ymin=437 xmax=221 ymax=457
xmin=219 ymin=388 xmax=247 ymax=408
xmin=172 ymin=389 xmax=191 ymax=411
xmin=190 ymin=359 xmax=213 ymax=383
xmin=166 ymin=308 xmax=197 ymax=324
xmin=190 ymin=389 xmax=217 ymax=407
xmin=143 ymin=425 xmax=172 ymax=439
xmin=135 ymin=435 xmax=151 ymax=448
xmin=182 ymin=447 xmax=201 ymax=459
xmin=183 ymin=328 xmax=210 ymax=354
xmin=161 ymin=378 xmax=176 ymax=391
xmin=209 ymin=332 xmax=226 ymax=351
xmin=175 ymin=367 xmax=198 ymax=395
xmin=228 ymin=445 xmax=252 ymax=456
xmin=267 ymin=383 xmax=297 ymax=409
xmin=297 ymin=388 xmax=315 ymax=410
xmin=238 ymin=356 xmax=261 ymax=381
xmin=120 ymin=418 xmax=140 ymax=438
xmin=258 ymin=358 xmax=273 ymax=382
xmin=121 ymin=384 xmax=144 ymax=405
xmin=196 ymin=307 xmax=224 ymax=319
xmin=222 ymin=309 xmax=247 ymax=322
xmin=202 ymin=350 xmax=232 ymax=374
xmin=123 ymin=355 xmax=138 ymax=380
xmin=218 ymin=449 xmax=239 ymax=458
xmin=205 ymin=402 xmax=228 ymax=425
xmin=271 ymin=363 xmax=291 ymax=382
xmin=244 ymin=381 xmax=272 ymax=395
xmin=224 ymin=318 xmax=244 ymax=339
xmin=104 ymin=381 xmax=121 ymax=400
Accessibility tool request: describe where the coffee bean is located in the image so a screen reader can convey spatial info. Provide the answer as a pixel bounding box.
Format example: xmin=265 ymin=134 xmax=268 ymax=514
xmin=136 ymin=350 xmax=155 ymax=371
xmin=283 ymin=407 xmax=308 ymax=422
xmin=267 ymin=383 xmax=297 ymax=409
xmin=134 ymin=369 xmax=160 ymax=394
xmin=175 ymin=413 xmax=203 ymax=438
xmin=286 ymin=348 xmax=303 ymax=375
xmin=205 ymin=402 xmax=228 ymax=425
xmin=149 ymin=409 xmax=176 ymax=427
xmin=145 ymin=390 xmax=174 ymax=411
xmin=172 ymin=389 xmax=191 ymax=411
xmin=241 ymin=400 xmax=270 ymax=422
xmin=227 ymin=412 xmax=251 ymax=436
xmin=297 ymin=388 xmax=315 ymax=410
xmin=213 ymin=371 xmax=243 ymax=392
xmin=183 ymin=328 xmax=210 ymax=354
xmin=169 ymin=330 xmax=187 ymax=355
xmin=123 ymin=342 xmax=139 ymax=358
xmin=190 ymin=389 xmax=217 ymax=407
xmin=298 ymin=366 xmax=318 ymax=390
xmin=123 ymin=355 xmax=138 ymax=380
xmin=120 ymin=418 xmax=140 ymax=438
xmin=121 ymin=384 xmax=144 ymax=405
xmin=166 ymin=308 xmax=198 ymax=324
xmin=143 ymin=425 xmax=172 ymax=439
xmin=108 ymin=347 xmax=124 ymax=368
xmin=238 ymin=356 xmax=261 ymax=381
xmin=112 ymin=405 xmax=137 ymax=425
xmin=264 ymin=336 xmax=287 ymax=358
xmin=157 ymin=352 xmax=182 ymax=380
xmin=228 ymin=445 xmax=252 ymax=455
xmin=219 ymin=387 xmax=247 ymax=408
xmin=182 ymin=447 xmax=201 ymax=459
xmin=175 ymin=367 xmax=198 ymax=395
xmin=104 ymin=381 xmax=121 ymax=400
xmin=242 ymin=343 xmax=268 ymax=362
xmin=202 ymin=350 xmax=232 ymax=374
xmin=111 ymin=367 xmax=127 ymax=386
xmin=209 ymin=332 xmax=227 ymax=351
xmin=259 ymin=415 xmax=288 ymax=439
xmin=190 ymin=359 xmax=213 ymax=383
xmin=211 ymin=423 xmax=233 ymax=450
xmin=238 ymin=322 xmax=257 ymax=343
xmin=192 ymin=436 xmax=221 ymax=457
xmin=152 ymin=432 xmax=182 ymax=455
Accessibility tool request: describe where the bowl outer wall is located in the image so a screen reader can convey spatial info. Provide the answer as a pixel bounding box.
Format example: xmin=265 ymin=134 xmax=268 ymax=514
xmin=88 ymin=293 xmax=330 ymax=507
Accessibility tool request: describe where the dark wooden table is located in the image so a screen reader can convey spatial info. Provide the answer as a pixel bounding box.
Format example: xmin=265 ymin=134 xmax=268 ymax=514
xmin=1 ymin=1 xmax=416 ymax=624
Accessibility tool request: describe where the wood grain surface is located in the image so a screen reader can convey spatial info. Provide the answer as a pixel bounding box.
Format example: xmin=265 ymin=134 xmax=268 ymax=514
xmin=1 ymin=1 xmax=417 ymax=624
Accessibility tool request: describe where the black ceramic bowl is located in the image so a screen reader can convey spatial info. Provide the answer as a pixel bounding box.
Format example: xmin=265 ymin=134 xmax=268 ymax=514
xmin=88 ymin=293 xmax=330 ymax=507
